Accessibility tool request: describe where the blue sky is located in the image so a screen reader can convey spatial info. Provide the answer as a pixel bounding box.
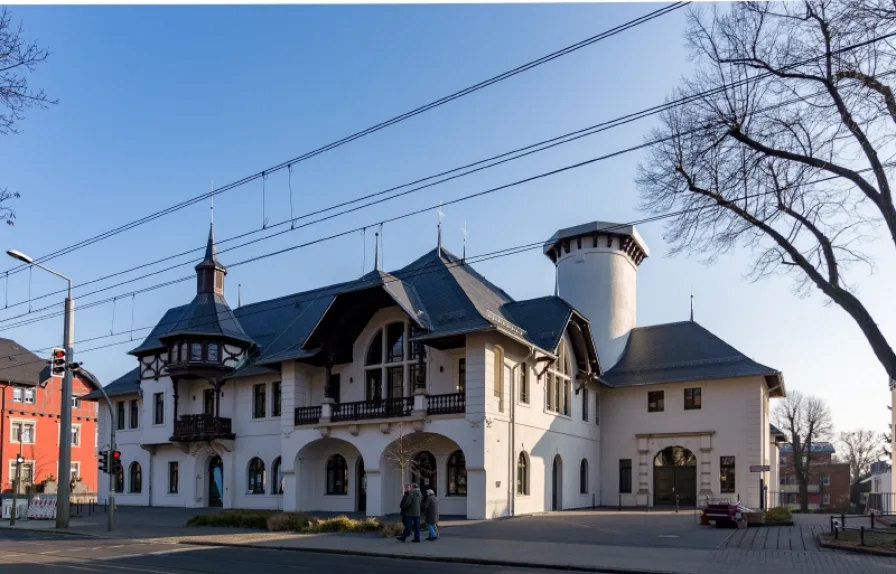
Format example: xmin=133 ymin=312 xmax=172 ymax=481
xmin=1 ymin=4 xmax=891 ymax=437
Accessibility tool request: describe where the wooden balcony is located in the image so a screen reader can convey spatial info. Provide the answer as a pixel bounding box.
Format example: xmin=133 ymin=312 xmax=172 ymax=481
xmin=427 ymin=392 xmax=465 ymax=415
xmin=170 ymin=414 xmax=235 ymax=442
xmin=294 ymin=406 xmax=322 ymax=426
xmin=332 ymin=397 xmax=413 ymax=422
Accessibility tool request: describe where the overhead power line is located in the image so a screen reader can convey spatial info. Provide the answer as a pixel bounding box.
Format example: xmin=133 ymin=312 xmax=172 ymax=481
xmin=0 ymin=2 xmax=689 ymax=279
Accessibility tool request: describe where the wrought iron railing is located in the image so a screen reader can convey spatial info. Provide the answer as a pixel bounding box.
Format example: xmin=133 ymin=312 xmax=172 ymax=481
xmin=331 ymin=397 xmax=413 ymax=422
xmin=427 ymin=392 xmax=466 ymax=415
xmin=294 ymin=405 xmax=322 ymax=426
xmin=171 ymin=414 xmax=234 ymax=440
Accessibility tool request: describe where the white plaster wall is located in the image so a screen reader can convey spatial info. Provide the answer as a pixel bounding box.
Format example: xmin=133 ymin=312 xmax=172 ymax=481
xmin=555 ymin=237 xmax=638 ymax=369
xmin=600 ymin=376 xmax=768 ymax=509
xmin=138 ymin=376 xmax=175 ymax=446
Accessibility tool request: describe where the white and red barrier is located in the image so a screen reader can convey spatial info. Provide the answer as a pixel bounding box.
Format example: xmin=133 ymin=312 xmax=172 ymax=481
xmin=25 ymin=497 xmax=57 ymax=520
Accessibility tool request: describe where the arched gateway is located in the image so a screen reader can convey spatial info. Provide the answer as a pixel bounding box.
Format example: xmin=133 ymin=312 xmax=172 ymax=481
xmin=653 ymin=446 xmax=696 ymax=507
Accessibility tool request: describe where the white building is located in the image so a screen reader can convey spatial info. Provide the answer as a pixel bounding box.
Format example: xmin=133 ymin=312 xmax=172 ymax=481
xmin=86 ymin=220 xmax=785 ymax=517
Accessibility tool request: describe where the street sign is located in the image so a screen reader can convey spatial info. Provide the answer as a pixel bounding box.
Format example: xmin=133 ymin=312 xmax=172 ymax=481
xmin=750 ymin=465 xmax=771 ymax=472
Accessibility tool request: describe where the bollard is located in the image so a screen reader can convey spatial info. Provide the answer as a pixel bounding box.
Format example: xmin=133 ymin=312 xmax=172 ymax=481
xmin=676 ymin=494 xmax=680 ymax=514
xmin=860 ymin=526 xmax=866 ymax=546
xmin=841 ymin=512 xmax=845 ymax=529
xmin=871 ymin=511 xmax=875 ymax=529
xmin=830 ymin=516 xmax=834 ymax=535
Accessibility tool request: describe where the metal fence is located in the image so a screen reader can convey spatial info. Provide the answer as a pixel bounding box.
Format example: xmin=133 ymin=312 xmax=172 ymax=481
xmin=866 ymin=492 xmax=896 ymax=514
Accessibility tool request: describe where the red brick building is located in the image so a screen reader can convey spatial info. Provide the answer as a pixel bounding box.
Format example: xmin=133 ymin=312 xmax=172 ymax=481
xmin=0 ymin=338 xmax=100 ymax=495
xmin=779 ymin=442 xmax=850 ymax=510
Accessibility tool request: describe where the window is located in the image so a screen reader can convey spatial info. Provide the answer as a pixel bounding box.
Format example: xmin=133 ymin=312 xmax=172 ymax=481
xmin=203 ymin=389 xmax=215 ymax=415
xmin=520 ymin=363 xmax=529 ymax=404
xmin=327 ymin=374 xmax=340 ymax=403
xmin=129 ymin=462 xmax=142 ymax=493
xmin=580 ymin=459 xmax=589 ymax=494
xmin=823 ymin=493 xmax=831 ymax=506
xmin=117 ymin=401 xmax=126 ymax=430
xmin=180 ymin=343 xmax=187 ymax=362
xmin=70 ymin=462 xmax=80 ymax=482
xmin=457 ymin=358 xmax=466 ymax=393
xmin=546 ymin=373 xmax=554 ymax=412
xmin=248 ymin=457 xmax=265 ymax=494
xmin=11 ymin=420 xmax=35 ymax=443
xmin=648 ymin=391 xmax=664 ymax=413
xmin=253 ymin=384 xmax=266 ymax=418
xmin=684 ymin=388 xmax=702 ymax=410
xmin=517 ymin=452 xmax=529 ymax=495
xmin=547 ymin=341 xmax=572 ymax=416
xmin=365 ymin=369 xmax=382 ymax=401
xmin=412 ymin=451 xmax=437 ymax=495
xmin=494 ymin=345 xmax=504 ymax=412
xmin=619 ymin=459 xmax=632 ymax=494
xmin=272 ymin=457 xmax=283 ymax=495
xmin=595 ymin=391 xmax=600 ymax=425
xmin=113 ymin=465 xmax=124 ymax=493
xmin=822 ymin=474 xmax=830 ymax=486
xmin=8 ymin=461 xmax=34 ymax=490
xmin=386 ymin=322 xmax=405 ymax=363
xmin=582 ymin=388 xmax=589 ymax=422
xmin=326 ymin=454 xmax=347 ymax=495
xmin=71 ymin=425 xmax=81 ymax=447
xmin=71 ymin=395 xmax=81 ymax=409
xmin=153 ymin=393 xmax=164 ymax=424
xmin=366 ymin=330 xmax=383 ymax=365
xmin=447 ymin=450 xmax=467 ymax=496
xmin=168 ymin=462 xmax=179 ymax=494
xmin=191 ymin=343 xmax=202 ymax=361
xmin=129 ymin=400 xmax=139 ymax=429
xmin=273 ymin=382 xmax=282 ymax=417
xmin=562 ymin=379 xmax=571 ymax=416
xmin=12 ymin=387 xmax=22 ymax=403
xmin=366 ymin=322 xmax=417 ymax=401
xmin=23 ymin=388 xmax=34 ymax=404
xmin=720 ymin=456 xmax=736 ymax=493
xmin=387 ymin=366 xmax=403 ymax=399
xmin=207 ymin=344 xmax=219 ymax=362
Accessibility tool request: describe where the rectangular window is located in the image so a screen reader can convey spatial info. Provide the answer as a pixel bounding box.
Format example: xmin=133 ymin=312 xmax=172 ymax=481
xmin=562 ymin=379 xmax=571 ymax=416
xmin=648 ymin=391 xmax=664 ymax=413
xmin=822 ymin=493 xmax=831 ymax=506
xmin=129 ymin=400 xmax=139 ymax=429
xmin=168 ymin=461 xmax=179 ymax=493
xmin=684 ymin=388 xmax=702 ymax=410
xmin=71 ymin=425 xmax=81 ymax=447
xmin=12 ymin=387 xmax=23 ymax=403
xmin=327 ymin=374 xmax=340 ymax=403
xmin=520 ymin=364 xmax=529 ymax=404
xmin=203 ymin=389 xmax=215 ymax=415
xmin=273 ymin=381 xmax=282 ymax=416
xmin=253 ymin=384 xmax=266 ymax=418
xmin=11 ymin=421 xmax=35 ymax=444
xmin=8 ymin=461 xmax=34 ymax=490
xmin=387 ymin=366 xmax=403 ymax=399
xmin=619 ymin=459 xmax=632 ymax=493
xmin=71 ymin=395 xmax=81 ymax=409
xmin=720 ymin=456 xmax=736 ymax=493
xmin=822 ymin=474 xmax=830 ymax=486
xmin=366 ymin=369 xmax=383 ymax=401
xmin=117 ymin=401 xmax=126 ymax=430
xmin=582 ymin=387 xmax=589 ymax=422
xmin=545 ymin=374 xmax=553 ymax=411
xmin=153 ymin=393 xmax=164 ymax=425
xmin=24 ymin=388 xmax=35 ymax=404
xmin=457 ymin=358 xmax=466 ymax=393
xmin=553 ymin=375 xmax=561 ymax=414
xmin=494 ymin=346 xmax=504 ymax=413
xmin=408 ymin=363 xmax=423 ymax=391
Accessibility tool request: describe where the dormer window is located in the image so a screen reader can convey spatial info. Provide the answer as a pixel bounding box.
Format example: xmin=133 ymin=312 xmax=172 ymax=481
xmin=180 ymin=343 xmax=187 ymax=361
xmin=208 ymin=344 xmax=219 ymax=363
xmin=191 ymin=343 xmax=202 ymax=361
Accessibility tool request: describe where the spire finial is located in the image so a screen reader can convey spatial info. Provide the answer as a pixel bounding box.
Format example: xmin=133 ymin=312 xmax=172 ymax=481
xmin=690 ymin=292 xmax=695 ymax=321
xmin=461 ymin=220 xmax=468 ymax=262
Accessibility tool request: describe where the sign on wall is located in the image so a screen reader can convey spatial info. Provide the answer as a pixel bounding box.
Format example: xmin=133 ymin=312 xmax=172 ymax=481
xmin=750 ymin=465 xmax=771 ymax=472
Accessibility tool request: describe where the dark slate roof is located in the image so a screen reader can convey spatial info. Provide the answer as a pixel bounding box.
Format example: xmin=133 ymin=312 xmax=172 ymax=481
xmin=0 ymin=338 xmax=45 ymax=386
xmin=82 ymin=367 xmax=140 ymax=400
xmin=780 ymin=442 xmax=836 ymax=454
xmin=602 ymin=321 xmax=781 ymax=387
xmin=503 ymin=297 xmax=575 ymax=352
xmin=770 ymin=424 xmax=787 ymax=438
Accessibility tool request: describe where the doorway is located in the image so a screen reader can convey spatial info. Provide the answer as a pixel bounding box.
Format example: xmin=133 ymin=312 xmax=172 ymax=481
xmin=356 ymin=457 xmax=367 ymax=513
xmin=552 ymin=455 xmax=563 ymax=511
xmin=653 ymin=446 xmax=697 ymax=507
xmin=208 ymin=455 xmax=224 ymax=508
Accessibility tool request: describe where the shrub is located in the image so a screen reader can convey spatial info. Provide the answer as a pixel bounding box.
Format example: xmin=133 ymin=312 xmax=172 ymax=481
xmin=380 ymin=522 xmax=404 ymax=537
xmin=765 ymin=507 xmax=793 ymax=523
xmin=190 ymin=511 xmax=403 ymax=534
xmin=186 ymin=510 xmax=275 ymax=530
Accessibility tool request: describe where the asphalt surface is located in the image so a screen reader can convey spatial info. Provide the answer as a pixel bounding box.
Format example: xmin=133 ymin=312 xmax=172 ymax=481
xmin=0 ymin=530 xmax=567 ymax=574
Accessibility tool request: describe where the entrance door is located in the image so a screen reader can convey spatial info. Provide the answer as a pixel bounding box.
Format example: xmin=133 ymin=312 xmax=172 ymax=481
xmin=208 ymin=455 xmax=224 ymax=508
xmin=552 ymin=455 xmax=562 ymax=511
xmin=357 ymin=457 xmax=367 ymax=513
xmin=653 ymin=446 xmax=697 ymax=507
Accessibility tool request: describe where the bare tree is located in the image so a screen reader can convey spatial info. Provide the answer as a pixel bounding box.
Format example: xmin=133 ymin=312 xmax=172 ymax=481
xmin=636 ymin=0 xmax=896 ymax=383
xmin=381 ymin=422 xmax=437 ymax=488
xmin=0 ymin=6 xmax=56 ymax=225
xmin=839 ymin=429 xmax=884 ymax=485
xmin=773 ymin=390 xmax=834 ymax=511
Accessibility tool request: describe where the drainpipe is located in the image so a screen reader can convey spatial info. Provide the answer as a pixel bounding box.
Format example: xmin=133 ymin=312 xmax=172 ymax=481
xmin=0 ymin=383 xmax=6 ymax=489
xmin=508 ymin=345 xmax=536 ymax=518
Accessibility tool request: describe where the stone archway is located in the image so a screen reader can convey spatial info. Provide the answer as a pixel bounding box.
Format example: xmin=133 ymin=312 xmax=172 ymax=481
xmin=653 ymin=446 xmax=697 ymax=507
xmin=294 ymin=437 xmax=362 ymax=513
xmin=551 ymin=455 xmax=563 ymax=511
xmin=208 ymin=455 xmax=223 ymax=508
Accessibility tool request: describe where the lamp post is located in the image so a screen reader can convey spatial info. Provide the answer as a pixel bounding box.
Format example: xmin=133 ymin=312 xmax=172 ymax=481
xmin=7 ymin=249 xmax=74 ymax=529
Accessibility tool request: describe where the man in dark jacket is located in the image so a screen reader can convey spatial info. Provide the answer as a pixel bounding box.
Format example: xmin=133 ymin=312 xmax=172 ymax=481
xmin=399 ymin=484 xmax=411 ymax=528
xmin=397 ymin=484 xmax=422 ymax=542
xmin=423 ymin=489 xmax=439 ymax=540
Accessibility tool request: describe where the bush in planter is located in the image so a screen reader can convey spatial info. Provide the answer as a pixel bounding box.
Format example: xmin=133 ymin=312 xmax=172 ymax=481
xmin=765 ymin=507 xmax=792 ymax=523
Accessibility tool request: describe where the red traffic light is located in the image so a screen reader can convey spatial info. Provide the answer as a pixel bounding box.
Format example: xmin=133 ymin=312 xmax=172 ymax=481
xmin=53 ymin=349 xmax=65 ymax=358
xmin=112 ymin=450 xmax=121 ymax=460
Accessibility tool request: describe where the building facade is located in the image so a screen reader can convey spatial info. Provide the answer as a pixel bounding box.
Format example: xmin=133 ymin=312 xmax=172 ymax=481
xmin=87 ymin=220 xmax=785 ymax=517
xmin=0 ymin=339 xmax=100 ymax=495
xmin=778 ymin=442 xmax=850 ymax=510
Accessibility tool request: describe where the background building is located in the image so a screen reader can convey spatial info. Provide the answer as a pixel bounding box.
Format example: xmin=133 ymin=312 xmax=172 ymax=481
xmin=778 ymin=442 xmax=850 ymax=510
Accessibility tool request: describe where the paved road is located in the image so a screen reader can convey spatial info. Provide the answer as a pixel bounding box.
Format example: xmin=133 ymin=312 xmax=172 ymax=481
xmin=0 ymin=531 xmax=569 ymax=574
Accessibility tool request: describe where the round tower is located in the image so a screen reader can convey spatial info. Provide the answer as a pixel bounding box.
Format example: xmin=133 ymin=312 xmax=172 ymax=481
xmin=543 ymin=221 xmax=649 ymax=369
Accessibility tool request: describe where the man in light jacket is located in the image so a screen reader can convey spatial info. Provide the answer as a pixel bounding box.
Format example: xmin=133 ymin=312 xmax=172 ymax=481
xmin=422 ymin=489 xmax=439 ymax=540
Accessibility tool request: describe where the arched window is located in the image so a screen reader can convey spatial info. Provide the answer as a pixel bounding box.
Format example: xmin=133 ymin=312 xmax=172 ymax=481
xmin=272 ymin=457 xmax=283 ymax=495
xmin=364 ymin=322 xmax=419 ymax=401
xmin=446 ymin=450 xmax=467 ymax=496
xmin=128 ymin=462 xmax=142 ymax=493
xmin=113 ymin=465 xmax=124 ymax=493
xmin=412 ymin=451 xmax=437 ymax=496
xmin=326 ymin=454 xmax=348 ymax=495
xmin=517 ymin=452 xmax=530 ymax=495
xmin=248 ymin=457 xmax=265 ymax=494
xmin=580 ymin=459 xmax=589 ymax=494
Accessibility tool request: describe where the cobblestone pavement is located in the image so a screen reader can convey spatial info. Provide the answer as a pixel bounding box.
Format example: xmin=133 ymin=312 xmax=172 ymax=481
xmin=702 ymin=548 xmax=896 ymax=574
xmin=721 ymin=523 xmax=828 ymax=551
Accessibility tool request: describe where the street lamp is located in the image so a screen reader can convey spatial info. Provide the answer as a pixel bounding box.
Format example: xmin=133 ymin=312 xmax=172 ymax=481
xmin=7 ymin=249 xmax=74 ymax=529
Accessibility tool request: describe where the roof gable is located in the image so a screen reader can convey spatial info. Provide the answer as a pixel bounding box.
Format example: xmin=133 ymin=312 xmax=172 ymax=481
xmin=0 ymin=338 xmax=46 ymax=387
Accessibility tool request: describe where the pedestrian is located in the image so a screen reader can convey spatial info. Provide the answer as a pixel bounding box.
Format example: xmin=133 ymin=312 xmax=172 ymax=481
xmin=397 ymin=483 xmax=422 ymax=542
xmin=399 ymin=484 xmax=411 ymax=529
xmin=423 ymin=489 xmax=439 ymax=540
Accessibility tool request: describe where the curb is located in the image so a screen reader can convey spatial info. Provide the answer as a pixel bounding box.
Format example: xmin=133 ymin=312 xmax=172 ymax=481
xmin=176 ymin=539 xmax=683 ymax=574
xmin=814 ymin=531 xmax=896 ymax=557
xmin=0 ymin=524 xmax=105 ymax=538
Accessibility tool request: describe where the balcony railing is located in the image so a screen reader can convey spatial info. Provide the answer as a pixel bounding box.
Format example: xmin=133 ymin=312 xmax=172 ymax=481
xmin=171 ymin=414 xmax=234 ymax=442
xmin=295 ymin=405 xmax=322 ymax=426
xmin=332 ymin=397 xmax=413 ymax=422
xmin=427 ymin=392 xmax=466 ymax=415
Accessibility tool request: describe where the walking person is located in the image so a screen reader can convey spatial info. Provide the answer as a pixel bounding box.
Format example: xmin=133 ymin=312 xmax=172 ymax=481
xmin=397 ymin=483 xmax=422 ymax=542
xmin=399 ymin=484 xmax=411 ymax=529
xmin=423 ymin=489 xmax=439 ymax=540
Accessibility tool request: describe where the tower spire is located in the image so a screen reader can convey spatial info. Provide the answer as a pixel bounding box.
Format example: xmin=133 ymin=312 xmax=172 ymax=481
xmin=196 ymin=223 xmax=226 ymax=295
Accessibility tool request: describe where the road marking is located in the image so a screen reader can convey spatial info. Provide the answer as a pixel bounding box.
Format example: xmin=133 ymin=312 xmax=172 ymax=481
xmin=658 ymin=535 xmax=680 ymax=538
xmin=1 ymin=553 xmax=23 ymax=557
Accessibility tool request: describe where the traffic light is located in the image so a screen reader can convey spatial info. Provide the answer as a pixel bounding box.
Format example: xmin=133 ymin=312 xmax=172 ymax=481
xmin=110 ymin=450 xmax=122 ymax=475
xmin=15 ymin=455 xmax=24 ymax=466
xmin=98 ymin=450 xmax=109 ymax=474
xmin=50 ymin=348 xmax=66 ymax=378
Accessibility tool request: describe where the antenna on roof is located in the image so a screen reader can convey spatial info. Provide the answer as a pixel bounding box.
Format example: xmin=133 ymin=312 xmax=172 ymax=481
xmin=461 ymin=220 xmax=468 ymax=262
xmin=690 ymin=290 xmax=695 ymax=322
xmin=238 ymin=283 xmax=242 ymax=308
xmin=374 ymin=229 xmax=381 ymax=271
